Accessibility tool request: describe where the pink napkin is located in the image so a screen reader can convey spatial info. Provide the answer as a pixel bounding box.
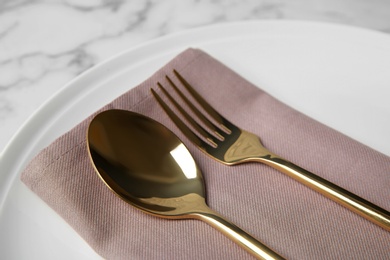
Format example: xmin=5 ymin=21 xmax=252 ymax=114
xmin=21 ymin=48 xmax=390 ymax=259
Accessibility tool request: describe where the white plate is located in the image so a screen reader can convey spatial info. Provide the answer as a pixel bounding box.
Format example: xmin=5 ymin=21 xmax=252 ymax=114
xmin=1 ymin=21 xmax=390 ymax=259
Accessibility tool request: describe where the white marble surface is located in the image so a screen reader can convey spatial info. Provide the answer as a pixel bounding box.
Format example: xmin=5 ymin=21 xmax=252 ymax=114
xmin=1 ymin=0 xmax=390 ymax=154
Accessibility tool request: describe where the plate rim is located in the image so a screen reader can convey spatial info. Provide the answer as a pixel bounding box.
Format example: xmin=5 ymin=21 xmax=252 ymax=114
xmin=2 ymin=17 xmax=390 ymax=211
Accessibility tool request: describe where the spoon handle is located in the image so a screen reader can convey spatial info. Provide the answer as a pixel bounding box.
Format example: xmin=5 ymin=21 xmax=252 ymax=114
xmin=194 ymin=210 xmax=284 ymax=260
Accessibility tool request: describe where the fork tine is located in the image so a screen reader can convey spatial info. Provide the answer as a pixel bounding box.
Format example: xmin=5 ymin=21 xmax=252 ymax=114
xmin=156 ymin=82 xmax=219 ymax=147
xmin=151 ymin=88 xmax=215 ymax=149
xmin=173 ymin=70 xmax=231 ymax=134
xmin=165 ymin=76 xmax=225 ymax=141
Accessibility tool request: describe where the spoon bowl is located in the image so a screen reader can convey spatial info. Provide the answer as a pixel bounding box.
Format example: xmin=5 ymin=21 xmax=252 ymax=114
xmin=87 ymin=109 xmax=283 ymax=259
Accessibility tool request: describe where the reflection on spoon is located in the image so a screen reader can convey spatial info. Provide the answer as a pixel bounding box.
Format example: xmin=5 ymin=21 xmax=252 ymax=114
xmin=87 ymin=109 xmax=284 ymax=260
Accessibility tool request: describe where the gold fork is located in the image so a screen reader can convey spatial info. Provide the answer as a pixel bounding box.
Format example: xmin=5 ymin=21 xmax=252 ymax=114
xmin=151 ymin=70 xmax=390 ymax=231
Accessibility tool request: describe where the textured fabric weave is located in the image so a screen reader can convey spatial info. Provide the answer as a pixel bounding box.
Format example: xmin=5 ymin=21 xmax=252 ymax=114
xmin=21 ymin=49 xmax=390 ymax=260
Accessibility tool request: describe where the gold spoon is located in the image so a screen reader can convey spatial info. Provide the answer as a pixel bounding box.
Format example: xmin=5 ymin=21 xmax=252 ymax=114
xmin=87 ymin=109 xmax=284 ymax=260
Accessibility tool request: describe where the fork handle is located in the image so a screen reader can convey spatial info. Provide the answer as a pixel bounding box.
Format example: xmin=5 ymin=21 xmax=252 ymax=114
xmin=258 ymin=156 xmax=390 ymax=231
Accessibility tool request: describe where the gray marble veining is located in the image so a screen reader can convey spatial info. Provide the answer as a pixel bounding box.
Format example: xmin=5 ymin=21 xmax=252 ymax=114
xmin=1 ymin=0 xmax=390 ymax=152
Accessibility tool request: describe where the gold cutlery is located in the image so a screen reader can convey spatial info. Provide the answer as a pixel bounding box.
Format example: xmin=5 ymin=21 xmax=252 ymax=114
xmin=87 ymin=109 xmax=284 ymax=260
xmin=151 ymin=70 xmax=390 ymax=231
